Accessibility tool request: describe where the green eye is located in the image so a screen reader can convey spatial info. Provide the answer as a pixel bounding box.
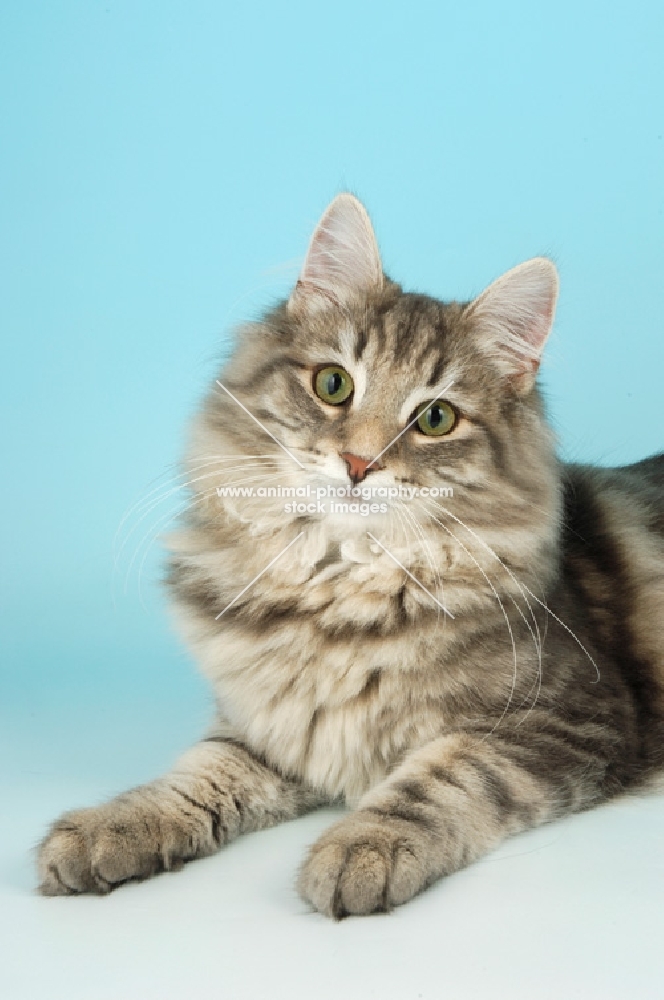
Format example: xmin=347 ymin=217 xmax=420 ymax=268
xmin=415 ymin=400 xmax=457 ymax=437
xmin=314 ymin=366 xmax=354 ymax=405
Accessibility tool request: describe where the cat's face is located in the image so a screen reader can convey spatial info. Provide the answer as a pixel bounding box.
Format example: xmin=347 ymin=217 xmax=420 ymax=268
xmin=192 ymin=195 xmax=560 ymax=568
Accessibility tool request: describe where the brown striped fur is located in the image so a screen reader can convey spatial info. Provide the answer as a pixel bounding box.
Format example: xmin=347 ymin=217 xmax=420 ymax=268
xmin=38 ymin=195 xmax=664 ymax=916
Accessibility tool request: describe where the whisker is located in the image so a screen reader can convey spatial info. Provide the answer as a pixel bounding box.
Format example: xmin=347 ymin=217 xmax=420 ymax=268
xmin=390 ymin=497 xmax=414 ymax=558
xmin=519 ymin=586 xmax=600 ymax=683
xmin=426 ymin=497 xmax=598 ymax=687
xmin=134 ymin=486 xmax=224 ymax=611
xmin=114 ymin=461 xmax=281 ymax=578
xmin=114 ymin=455 xmax=279 ymax=560
xmin=416 ymin=499 xmax=519 ymax=735
xmin=114 ymin=455 xmax=274 ymax=542
xmin=426 ymin=498 xmax=542 ymax=658
xmin=122 ymin=469 xmax=293 ymax=601
xmin=423 ymin=496 xmax=545 ymax=717
xmin=132 ymin=469 xmax=289 ymax=609
xmin=396 ymin=500 xmax=446 ymax=630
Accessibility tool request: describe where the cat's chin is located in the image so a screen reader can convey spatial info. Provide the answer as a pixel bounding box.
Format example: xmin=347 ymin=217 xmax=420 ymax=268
xmin=320 ymin=508 xmax=390 ymax=538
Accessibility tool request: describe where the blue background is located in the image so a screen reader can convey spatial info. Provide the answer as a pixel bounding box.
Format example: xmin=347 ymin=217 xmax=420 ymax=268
xmin=1 ymin=1 xmax=663 ymax=774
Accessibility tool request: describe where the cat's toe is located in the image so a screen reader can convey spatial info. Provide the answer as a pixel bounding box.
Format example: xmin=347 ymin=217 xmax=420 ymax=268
xmin=38 ymin=816 xmax=98 ymax=895
xmin=87 ymin=822 xmax=165 ymax=890
xmin=297 ymin=813 xmax=425 ymax=918
xmin=37 ymin=806 xmax=166 ymax=896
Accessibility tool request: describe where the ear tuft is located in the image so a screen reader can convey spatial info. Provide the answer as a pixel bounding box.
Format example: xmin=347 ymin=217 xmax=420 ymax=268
xmin=289 ymin=194 xmax=383 ymax=312
xmin=466 ymin=257 xmax=559 ymax=394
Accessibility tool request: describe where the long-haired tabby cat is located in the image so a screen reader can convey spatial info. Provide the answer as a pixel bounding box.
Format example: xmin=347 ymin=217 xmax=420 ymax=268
xmin=38 ymin=194 xmax=664 ymax=917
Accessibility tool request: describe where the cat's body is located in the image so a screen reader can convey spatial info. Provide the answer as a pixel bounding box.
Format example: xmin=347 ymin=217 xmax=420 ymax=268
xmin=38 ymin=195 xmax=664 ymax=916
xmin=171 ymin=455 xmax=664 ymax=806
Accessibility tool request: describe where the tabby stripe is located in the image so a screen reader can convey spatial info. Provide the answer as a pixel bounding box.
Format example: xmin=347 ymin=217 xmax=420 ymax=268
xmin=459 ymin=754 xmax=526 ymax=821
xmin=494 ymin=727 xmax=613 ymax=767
xmin=364 ymin=804 xmax=437 ymax=833
xmin=253 ymin=409 xmax=300 ymax=431
xmin=201 ymin=735 xmax=292 ymax=779
xmin=169 ymin=785 xmax=225 ymax=846
xmin=354 ymin=322 xmax=368 ymax=360
xmin=395 ymin=779 xmax=438 ymax=809
xmin=226 ymin=356 xmax=301 ymax=394
xmin=428 ymin=765 xmax=468 ymax=793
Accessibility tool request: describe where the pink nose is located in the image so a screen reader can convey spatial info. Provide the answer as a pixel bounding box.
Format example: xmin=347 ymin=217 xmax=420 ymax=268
xmin=340 ymin=452 xmax=382 ymax=485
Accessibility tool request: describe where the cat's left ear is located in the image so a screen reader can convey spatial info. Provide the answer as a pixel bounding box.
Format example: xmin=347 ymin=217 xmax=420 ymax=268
xmin=465 ymin=258 xmax=559 ymax=394
xmin=288 ymin=193 xmax=383 ymax=313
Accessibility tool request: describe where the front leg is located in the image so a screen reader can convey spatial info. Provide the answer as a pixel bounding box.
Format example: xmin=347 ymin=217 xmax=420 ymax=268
xmin=38 ymin=737 xmax=321 ymax=895
xmin=299 ymin=720 xmax=610 ymax=917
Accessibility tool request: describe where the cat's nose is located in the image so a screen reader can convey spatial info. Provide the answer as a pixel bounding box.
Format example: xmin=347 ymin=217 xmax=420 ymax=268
xmin=340 ymin=452 xmax=382 ymax=485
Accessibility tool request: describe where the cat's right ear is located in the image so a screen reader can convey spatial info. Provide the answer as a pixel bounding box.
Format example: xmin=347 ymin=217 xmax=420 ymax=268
xmin=288 ymin=194 xmax=383 ymax=313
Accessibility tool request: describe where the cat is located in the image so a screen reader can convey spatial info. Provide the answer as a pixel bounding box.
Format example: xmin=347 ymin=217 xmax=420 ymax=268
xmin=37 ymin=193 xmax=664 ymax=917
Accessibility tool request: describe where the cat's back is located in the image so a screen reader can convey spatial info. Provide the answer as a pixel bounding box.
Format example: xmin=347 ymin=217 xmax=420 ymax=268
xmin=561 ymin=454 xmax=664 ymax=770
xmin=562 ymin=452 xmax=664 ymax=550
xmin=608 ymin=452 xmax=664 ymax=524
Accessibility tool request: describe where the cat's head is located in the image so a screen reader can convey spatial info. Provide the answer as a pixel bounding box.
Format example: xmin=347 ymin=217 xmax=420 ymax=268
xmin=189 ymin=194 xmax=561 ymax=577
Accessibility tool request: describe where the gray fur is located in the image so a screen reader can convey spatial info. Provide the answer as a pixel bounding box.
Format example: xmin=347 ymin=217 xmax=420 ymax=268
xmin=38 ymin=195 xmax=664 ymax=916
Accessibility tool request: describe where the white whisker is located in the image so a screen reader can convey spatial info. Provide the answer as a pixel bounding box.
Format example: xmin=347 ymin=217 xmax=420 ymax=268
xmin=426 ymin=497 xmax=598 ymax=689
xmin=113 ymin=461 xmax=282 ymax=593
xmin=396 ymin=500 xmax=447 ymax=631
xmin=427 ymin=498 xmax=543 ymax=659
xmin=366 ymin=532 xmax=454 ymax=619
xmin=423 ymin=497 xmax=545 ymax=717
xmin=214 ymin=381 xmax=305 ymax=469
xmin=113 ymin=455 xmax=279 ymax=561
xmin=416 ymin=499 xmax=518 ymax=735
xmin=123 ymin=470 xmax=294 ymax=603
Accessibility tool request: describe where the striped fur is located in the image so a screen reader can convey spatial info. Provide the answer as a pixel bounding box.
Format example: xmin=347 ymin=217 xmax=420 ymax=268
xmin=38 ymin=195 xmax=664 ymax=916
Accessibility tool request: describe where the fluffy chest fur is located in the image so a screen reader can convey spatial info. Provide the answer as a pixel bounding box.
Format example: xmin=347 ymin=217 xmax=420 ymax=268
xmin=169 ymin=522 xmax=540 ymax=803
xmin=193 ymin=622 xmax=437 ymax=803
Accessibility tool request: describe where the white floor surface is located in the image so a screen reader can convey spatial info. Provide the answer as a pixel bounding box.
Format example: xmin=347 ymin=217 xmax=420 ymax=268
xmin=2 ymin=702 xmax=663 ymax=1000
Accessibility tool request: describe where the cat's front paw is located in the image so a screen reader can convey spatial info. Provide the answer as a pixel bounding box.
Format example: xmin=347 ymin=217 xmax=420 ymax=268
xmin=297 ymin=811 xmax=428 ymax=918
xmin=37 ymin=802 xmax=176 ymax=895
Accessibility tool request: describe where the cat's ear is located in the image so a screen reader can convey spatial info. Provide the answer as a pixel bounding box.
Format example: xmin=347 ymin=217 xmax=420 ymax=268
xmin=288 ymin=194 xmax=383 ymax=312
xmin=465 ymin=258 xmax=559 ymax=394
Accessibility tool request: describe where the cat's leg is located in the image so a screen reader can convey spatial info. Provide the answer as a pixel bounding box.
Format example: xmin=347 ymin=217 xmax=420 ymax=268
xmin=298 ymin=723 xmax=609 ymax=917
xmin=38 ymin=737 xmax=321 ymax=895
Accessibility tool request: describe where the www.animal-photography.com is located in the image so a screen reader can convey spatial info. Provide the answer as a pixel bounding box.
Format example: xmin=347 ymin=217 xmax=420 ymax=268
xmin=2 ymin=3 xmax=663 ymax=999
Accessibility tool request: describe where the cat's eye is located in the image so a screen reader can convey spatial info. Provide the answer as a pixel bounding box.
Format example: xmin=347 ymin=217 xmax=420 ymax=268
xmin=314 ymin=366 xmax=354 ymax=405
xmin=415 ymin=400 xmax=457 ymax=437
